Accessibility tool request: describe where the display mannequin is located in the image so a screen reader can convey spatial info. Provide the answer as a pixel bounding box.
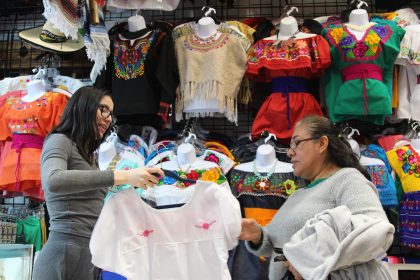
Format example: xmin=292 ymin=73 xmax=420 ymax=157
xmin=98 ymin=140 xmax=117 ymax=171
xmin=22 ymin=80 xmax=46 ymax=102
xmin=348 ymin=8 xmax=369 ymax=27
xmin=412 ymin=138 xmax=420 ymax=153
xmin=348 ymin=137 xmax=385 ymax=166
xmin=270 ymin=7 xmax=315 ymax=41
xmin=197 ymin=16 xmax=218 ymax=38
xmin=234 ymin=144 xmax=293 ymax=173
xmin=346 ymin=2 xmax=374 ymax=40
xmin=196 ymin=7 xmax=218 ymax=38
xmin=128 ymin=14 xmax=146 ymax=32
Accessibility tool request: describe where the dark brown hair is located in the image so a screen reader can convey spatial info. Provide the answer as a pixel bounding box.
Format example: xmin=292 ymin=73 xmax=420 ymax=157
xmin=50 ymin=86 xmax=112 ymax=165
xmin=297 ymin=115 xmax=371 ymax=180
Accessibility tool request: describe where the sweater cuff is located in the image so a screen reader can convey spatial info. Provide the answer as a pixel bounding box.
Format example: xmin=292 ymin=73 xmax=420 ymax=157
xmin=102 ymin=170 xmax=115 ymax=187
xmin=245 ymin=225 xmax=266 ymax=252
xmin=157 ymin=101 xmax=171 ymax=122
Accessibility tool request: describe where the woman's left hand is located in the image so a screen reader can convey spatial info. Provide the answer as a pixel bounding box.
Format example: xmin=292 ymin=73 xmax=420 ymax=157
xmin=283 ymin=261 xmax=303 ymax=280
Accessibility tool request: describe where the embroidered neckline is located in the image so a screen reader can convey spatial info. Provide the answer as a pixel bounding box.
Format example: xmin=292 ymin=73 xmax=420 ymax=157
xmin=344 ymin=22 xmax=377 ymax=33
xmin=230 ymin=169 xmax=306 ymax=197
xmin=157 ymin=167 xmax=227 ymax=188
xmin=326 ymin=24 xmax=392 ymax=61
xmin=184 ymin=32 xmax=229 ymax=52
xmin=113 ymin=32 xmax=155 ymax=80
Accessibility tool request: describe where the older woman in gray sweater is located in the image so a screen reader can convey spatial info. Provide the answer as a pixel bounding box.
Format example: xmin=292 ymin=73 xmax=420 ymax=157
xmin=239 ymin=116 xmax=393 ymax=280
xmin=32 ymin=87 xmax=163 ymax=280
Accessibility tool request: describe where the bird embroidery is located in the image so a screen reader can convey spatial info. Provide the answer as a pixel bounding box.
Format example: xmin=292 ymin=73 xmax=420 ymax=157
xmin=195 ymin=220 xmax=216 ymax=230
xmin=138 ymin=229 xmax=154 ymax=237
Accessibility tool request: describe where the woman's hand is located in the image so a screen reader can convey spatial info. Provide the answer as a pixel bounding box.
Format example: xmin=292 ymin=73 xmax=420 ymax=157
xmin=239 ymin=218 xmax=262 ymax=245
xmin=283 ymin=261 xmax=303 ymax=280
xmin=114 ymin=167 xmax=164 ymax=189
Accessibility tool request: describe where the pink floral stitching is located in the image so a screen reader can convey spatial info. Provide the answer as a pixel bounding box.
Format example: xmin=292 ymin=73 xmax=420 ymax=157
xmin=195 ymin=220 xmax=216 ymax=230
xmin=138 ymin=229 xmax=154 ymax=237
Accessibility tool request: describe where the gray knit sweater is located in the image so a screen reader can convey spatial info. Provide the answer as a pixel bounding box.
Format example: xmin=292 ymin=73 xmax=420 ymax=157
xmin=41 ymin=133 xmax=114 ymax=238
xmin=245 ymin=168 xmax=389 ymax=280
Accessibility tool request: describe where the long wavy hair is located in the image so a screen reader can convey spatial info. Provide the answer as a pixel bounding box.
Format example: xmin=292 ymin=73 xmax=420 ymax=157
xmin=297 ymin=115 xmax=371 ymax=180
xmin=50 ymin=86 xmax=112 ymax=165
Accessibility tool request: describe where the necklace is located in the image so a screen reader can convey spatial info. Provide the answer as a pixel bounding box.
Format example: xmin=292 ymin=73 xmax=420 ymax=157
xmin=253 ymin=160 xmax=278 ymax=191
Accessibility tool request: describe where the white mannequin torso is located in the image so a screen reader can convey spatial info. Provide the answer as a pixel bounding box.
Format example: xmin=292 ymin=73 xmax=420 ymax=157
xmin=196 ymin=17 xmax=219 ymax=38
xmin=176 ymin=143 xmax=196 ymax=166
xmin=346 ymin=9 xmax=374 ymax=40
xmin=98 ymin=141 xmax=117 ymax=170
xmin=411 ymin=138 xmax=420 ymax=154
xmin=22 ymin=80 xmax=46 ymax=102
xmin=360 ymin=155 xmax=385 ymax=166
xmin=128 ymin=15 xmax=146 ymax=32
xmin=234 ymin=144 xmax=293 ymax=173
xmin=265 ymin=16 xmax=316 ymax=41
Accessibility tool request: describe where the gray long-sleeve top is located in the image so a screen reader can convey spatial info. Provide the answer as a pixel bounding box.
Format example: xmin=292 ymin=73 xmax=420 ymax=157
xmin=245 ymin=168 xmax=390 ymax=280
xmin=41 ymin=133 xmax=114 ymax=238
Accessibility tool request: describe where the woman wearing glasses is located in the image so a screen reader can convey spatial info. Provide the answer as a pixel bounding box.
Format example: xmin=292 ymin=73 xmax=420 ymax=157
xmin=32 ymin=87 xmax=164 ymax=280
xmin=239 ymin=115 xmax=393 ymax=280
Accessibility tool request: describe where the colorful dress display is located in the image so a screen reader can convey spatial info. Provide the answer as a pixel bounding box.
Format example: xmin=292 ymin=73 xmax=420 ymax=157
xmin=322 ymin=20 xmax=405 ymax=125
xmin=173 ymin=26 xmax=248 ymax=124
xmin=96 ymin=29 xmax=178 ymax=122
xmin=387 ymin=145 xmax=420 ymax=250
xmin=0 ymin=91 xmax=68 ymax=200
xmin=247 ymin=35 xmax=330 ymax=141
xmin=228 ymin=168 xmax=307 ymax=280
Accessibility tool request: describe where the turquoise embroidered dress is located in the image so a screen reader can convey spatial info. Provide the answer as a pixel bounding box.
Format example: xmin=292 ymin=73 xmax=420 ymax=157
xmin=322 ymin=19 xmax=405 ymax=125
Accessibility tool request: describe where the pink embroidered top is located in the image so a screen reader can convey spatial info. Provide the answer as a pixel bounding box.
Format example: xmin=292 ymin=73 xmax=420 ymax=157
xmin=90 ymin=181 xmax=241 ymax=280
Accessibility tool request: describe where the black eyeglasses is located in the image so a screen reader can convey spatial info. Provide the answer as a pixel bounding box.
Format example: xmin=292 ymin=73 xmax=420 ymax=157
xmin=289 ymin=137 xmax=320 ymax=150
xmin=98 ymin=105 xmax=114 ymax=119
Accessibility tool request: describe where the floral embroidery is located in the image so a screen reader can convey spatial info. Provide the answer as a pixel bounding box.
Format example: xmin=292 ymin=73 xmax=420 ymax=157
xmin=184 ymin=33 xmax=229 ymax=52
xmin=330 ymin=28 xmax=344 ymax=44
xmin=255 ymin=179 xmax=270 ymax=191
xmin=195 ymin=220 xmax=216 ymax=230
xmin=365 ymin=165 xmax=389 ymax=187
xmin=204 ymin=152 xmax=221 ymax=165
xmin=248 ymin=37 xmax=319 ymax=64
xmin=113 ymin=33 xmax=154 ymax=80
xmin=202 ymin=168 xmax=220 ymax=182
xmin=157 ymin=167 xmax=227 ymax=188
xmin=283 ymin=179 xmax=297 ymax=195
xmin=138 ymin=229 xmax=154 ymax=237
xmin=395 ymin=148 xmax=420 ymax=178
xmin=326 ymin=24 xmax=391 ymax=61
xmin=230 ymin=170 xmax=306 ymax=197
xmin=399 ymin=46 xmax=420 ymax=65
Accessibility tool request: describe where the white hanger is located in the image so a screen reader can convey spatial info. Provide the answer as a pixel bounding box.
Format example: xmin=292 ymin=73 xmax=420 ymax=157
xmin=286 ymin=6 xmax=298 ymax=17
xmin=204 ymin=7 xmax=216 ymax=17
xmin=355 ymin=0 xmax=368 ymax=9
xmin=264 ymin=132 xmax=277 ymax=144
xmin=184 ymin=132 xmax=197 ymax=144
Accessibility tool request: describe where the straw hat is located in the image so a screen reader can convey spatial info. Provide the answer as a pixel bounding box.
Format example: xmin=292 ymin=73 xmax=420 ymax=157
xmin=19 ymin=21 xmax=84 ymax=53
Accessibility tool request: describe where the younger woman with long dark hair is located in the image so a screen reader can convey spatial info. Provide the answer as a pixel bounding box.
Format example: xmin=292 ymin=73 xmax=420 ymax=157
xmin=32 ymin=87 xmax=163 ymax=280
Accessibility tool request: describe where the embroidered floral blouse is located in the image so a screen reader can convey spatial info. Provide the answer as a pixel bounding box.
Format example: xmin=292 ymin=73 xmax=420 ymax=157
xmin=322 ymin=20 xmax=405 ymax=125
xmin=229 ymin=169 xmax=308 ymax=226
xmin=246 ymin=35 xmax=331 ymax=82
xmin=361 ymin=144 xmax=398 ymax=207
xmin=387 ymin=145 xmax=420 ymax=193
xmin=95 ymin=29 xmax=178 ymax=122
xmin=90 ymin=182 xmax=241 ymax=280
